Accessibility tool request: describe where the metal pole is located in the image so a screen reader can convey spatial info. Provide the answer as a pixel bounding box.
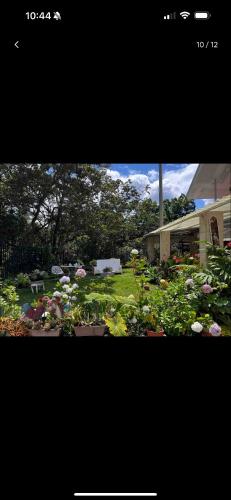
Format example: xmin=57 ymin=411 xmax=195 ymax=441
xmin=159 ymin=163 xmax=164 ymax=227
xmin=214 ymin=178 xmax=217 ymax=201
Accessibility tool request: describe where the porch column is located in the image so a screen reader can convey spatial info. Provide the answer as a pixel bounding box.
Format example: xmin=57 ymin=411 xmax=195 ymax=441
xmin=160 ymin=231 xmax=170 ymax=261
xmin=199 ymin=214 xmax=208 ymax=266
xmin=199 ymin=211 xmax=224 ymax=266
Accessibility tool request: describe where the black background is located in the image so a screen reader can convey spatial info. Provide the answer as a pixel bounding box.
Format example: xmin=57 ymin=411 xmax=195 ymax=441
xmin=0 ymin=4 xmax=230 ymax=50
xmin=0 ymin=2 xmax=231 ymax=500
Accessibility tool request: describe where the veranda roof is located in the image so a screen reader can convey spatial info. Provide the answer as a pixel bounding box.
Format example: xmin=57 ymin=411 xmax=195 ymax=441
xmin=186 ymin=164 xmax=231 ymax=199
xmin=144 ymin=195 xmax=231 ymax=237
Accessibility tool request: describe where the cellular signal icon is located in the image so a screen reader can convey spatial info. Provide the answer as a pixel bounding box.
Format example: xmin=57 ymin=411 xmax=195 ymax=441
xmin=164 ymin=12 xmax=176 ymax=20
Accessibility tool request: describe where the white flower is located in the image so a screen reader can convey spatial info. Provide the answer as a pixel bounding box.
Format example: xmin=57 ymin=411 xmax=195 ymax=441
xmin=71 ymin=296 xmax=77 ymax=302
xmin=65 ymin=287 xmax=73 ymax=294
xmin=131 ymin=249 xmax=139 ymax=255
xmin=59 ymin=276 xmax=70 ymax=284
xmin=128 ymin=295 xmax=135 ymax=299
xmin=142 ymin=305 xmax=150 ymax=313
xmin=110 ymin=308 xmax=116 ymax=313
xmin=191 ymin=321 xmax=203 ymax=333
xmin=53 ymin=291 xmax=62 ymax=298
xmin=185 ymin=278 xmax=194 ymax=287
xmin=130 ymin=317 xmax=137 ymax=324
xmin=62 ymin=293 xmax=68 ymax=300
xmin=62 ymin=284 xmax=69 ymax=291
xmin=72 ymin=283 xmax=79 ymax=289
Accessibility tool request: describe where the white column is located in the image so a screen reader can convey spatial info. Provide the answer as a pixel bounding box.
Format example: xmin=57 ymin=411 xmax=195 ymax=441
xmin=199 ymin=214 xmax=208 ymax=266
xmin=199 ymin=211 xmax=224 ymax=266
xmin=160 ymin=231 xmax=170 ymax=261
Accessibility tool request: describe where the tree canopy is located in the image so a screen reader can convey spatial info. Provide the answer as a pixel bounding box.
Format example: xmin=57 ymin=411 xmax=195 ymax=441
xmin=0 ymin=164 xmax=196 ymax=263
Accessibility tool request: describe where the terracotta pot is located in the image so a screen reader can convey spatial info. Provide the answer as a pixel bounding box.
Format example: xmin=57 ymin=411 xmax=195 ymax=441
xmin=74 ymin=325 xmax=105 ymax=337
xmin=29 ymin=328 xmax=60 ymax=337
xmin=146 ymin=330 xmax=165 ymax=337
xmin=201 ymin=331 xmax=213 ymax=337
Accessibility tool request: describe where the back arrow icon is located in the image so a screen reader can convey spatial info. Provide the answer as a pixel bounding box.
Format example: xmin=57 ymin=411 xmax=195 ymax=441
xmin=15 ymin=41 xmax=19 ymax=48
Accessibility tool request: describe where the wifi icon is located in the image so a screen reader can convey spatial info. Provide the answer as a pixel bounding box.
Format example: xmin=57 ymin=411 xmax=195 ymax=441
xmin=180 ymin=11 xmax=190 ymax=19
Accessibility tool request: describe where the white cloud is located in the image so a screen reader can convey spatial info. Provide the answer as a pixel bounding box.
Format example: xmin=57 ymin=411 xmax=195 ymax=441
xmin=106 ymin=169 xmax=126 ymax=181
xmin=106 ymin=164 xmax=199 ymax=202
xmin=147 ymin=169 xmax=159 ymax=182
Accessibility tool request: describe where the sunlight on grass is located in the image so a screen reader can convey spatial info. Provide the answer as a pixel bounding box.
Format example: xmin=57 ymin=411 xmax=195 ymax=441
xmin=16 ymin=269 xmax=141 ymax=305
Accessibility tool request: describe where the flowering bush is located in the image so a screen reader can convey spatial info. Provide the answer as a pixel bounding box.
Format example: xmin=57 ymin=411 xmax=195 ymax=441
xmin=209 ymin=323 xmax=221 ymax=336
xmin=59 ymin=276 xmax=70 ymax=284
xmin=201 ymin=284 xmax=213 ymax=294
xmin=185 ymin=278 xmax=194 ymax=287
xmin=75 ymin=268 xmax=87 ymax=278
xmin=191 ymin=321 xmax=203 ymax=333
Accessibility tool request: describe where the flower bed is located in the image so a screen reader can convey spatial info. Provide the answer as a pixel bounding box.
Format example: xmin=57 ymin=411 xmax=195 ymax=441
xmin=1 ymin=244 xmax=230 ymax=337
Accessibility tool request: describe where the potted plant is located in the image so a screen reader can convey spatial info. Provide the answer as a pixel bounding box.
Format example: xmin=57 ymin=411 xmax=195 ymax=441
xmin=22 ymin=313 xmax=61 ymax=337
xmin=59 ymin=315 xmax=75 ymax=337
xmin=70 ymin=300 xmax=105 ymax=337
xmin=103 ymin=267 xmax=113 ymax=275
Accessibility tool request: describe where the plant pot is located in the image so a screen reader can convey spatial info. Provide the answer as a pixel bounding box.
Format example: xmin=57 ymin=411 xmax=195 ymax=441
xmin=146 ymin=329 xmax=165 ymax=337
xmin=74 ymin=325 xmax=106 ymax=337
xmin=201 ymin=331 xmax=213 ymax=337
xmin=29 ymin=328 xmax=60 ymax=337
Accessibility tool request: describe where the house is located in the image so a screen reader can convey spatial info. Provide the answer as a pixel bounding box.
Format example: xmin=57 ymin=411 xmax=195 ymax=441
xmin=143 ymin=164 xmax=231 ymax=265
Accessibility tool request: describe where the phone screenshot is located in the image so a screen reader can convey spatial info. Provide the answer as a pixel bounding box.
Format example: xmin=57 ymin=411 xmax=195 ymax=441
xmin=0 ymin=4 xmax=230 ymax=500
xmin=0 ymin=5 xmax=230 ymax=50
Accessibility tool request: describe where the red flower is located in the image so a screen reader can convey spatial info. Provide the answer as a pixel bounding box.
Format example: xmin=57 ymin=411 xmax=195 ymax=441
xmin=175 ymin=258 xmax=183 ymax=264
xmin=227 ymin=241 xmax=231 ymax=248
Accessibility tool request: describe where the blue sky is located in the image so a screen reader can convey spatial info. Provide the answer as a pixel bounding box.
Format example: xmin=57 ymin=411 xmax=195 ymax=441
xmin=109 ymin=164 xmax=208 ymax=208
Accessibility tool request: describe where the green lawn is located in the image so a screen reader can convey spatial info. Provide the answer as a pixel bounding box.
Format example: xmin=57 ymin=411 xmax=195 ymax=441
xmin=17 ymin=269 xmax=144 ymax=306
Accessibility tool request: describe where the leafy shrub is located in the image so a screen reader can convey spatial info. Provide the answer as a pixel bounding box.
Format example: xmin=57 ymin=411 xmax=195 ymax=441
xmin=0 ymin=282 xmax=22 ymax=319
xmin=15 ymin=273 xmax=31 ymax=288
xmin=89 ymin=260 xmax=97 ymax=267
xmin=104 ymin=313 xmax=127 ymax=336
xmin=145 ymin=266 xmax=159 ymax=284
xmin=40 ymin=271 xmax=49 ymax=279
xmin=207 ymin=244 xmax=231 ymax=285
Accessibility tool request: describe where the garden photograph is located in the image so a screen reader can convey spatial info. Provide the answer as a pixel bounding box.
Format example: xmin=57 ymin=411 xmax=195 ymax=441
xmin=0 ymin=163 xmax=231 ymax=337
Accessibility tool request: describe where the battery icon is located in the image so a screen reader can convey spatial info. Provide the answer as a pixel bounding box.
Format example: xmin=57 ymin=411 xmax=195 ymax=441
xmin=194 ymin=12 xmax=211 ymax=19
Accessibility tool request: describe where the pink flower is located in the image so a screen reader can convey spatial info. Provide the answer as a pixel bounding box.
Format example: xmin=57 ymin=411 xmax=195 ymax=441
xmin=75 ymin=268 xmax=87 ymax=278
xmin=47 ymin=299 xmax=53 ymax=306
xmin=227 ymin=241 xmax=231 ymax=248
xmin=201 ymin=284 xmax=213 ymax=294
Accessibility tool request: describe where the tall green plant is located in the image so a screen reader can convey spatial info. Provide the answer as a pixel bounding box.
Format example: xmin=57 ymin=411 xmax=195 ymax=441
xmin=0 ymin=282 xmax=21 ymax=319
